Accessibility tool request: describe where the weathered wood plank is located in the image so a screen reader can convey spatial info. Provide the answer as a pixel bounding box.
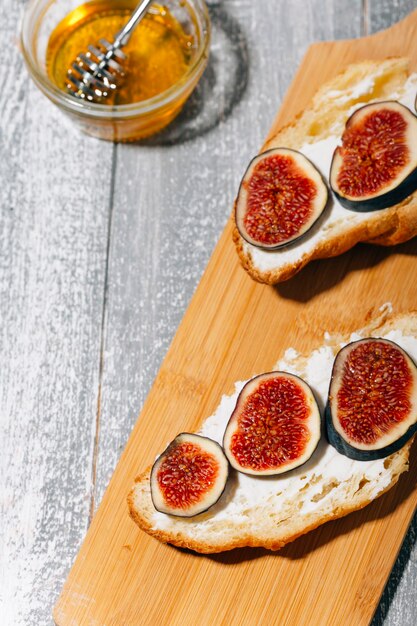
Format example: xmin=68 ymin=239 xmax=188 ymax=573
xmin=94 ymin=0 xmax=362 ymax=506
xmin=0 ymin=1 xmax=113 ymax=624
xmin=54 ymin=4 xmax=417 ymax=620
xmin=94 ymin=1 xmax=417 ymax=625
xmin=2 ymin=0 xmax=416 ymax=624
xmin=367 ymin=0 xmax=417 ymax=35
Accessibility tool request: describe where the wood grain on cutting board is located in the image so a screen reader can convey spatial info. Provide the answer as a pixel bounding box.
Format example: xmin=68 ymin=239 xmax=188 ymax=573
xmin=54 ymin=9 xmax=417 ymax=626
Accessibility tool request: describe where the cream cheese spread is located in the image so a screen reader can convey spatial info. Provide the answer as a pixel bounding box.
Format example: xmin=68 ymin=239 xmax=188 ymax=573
xmin=151 ymin=326 xmax=417 ymax=533
xmin=243 ymin=73 xmax=417 ymax=272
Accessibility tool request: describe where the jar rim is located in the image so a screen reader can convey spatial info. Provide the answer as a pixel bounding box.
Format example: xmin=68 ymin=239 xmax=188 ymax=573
xmin=20 ymin=0 xmax=211 ymax=119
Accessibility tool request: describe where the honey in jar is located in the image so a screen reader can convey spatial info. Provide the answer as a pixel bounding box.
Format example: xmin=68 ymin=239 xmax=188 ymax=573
xmin=46 ymin=1 xmax=194 ymax=106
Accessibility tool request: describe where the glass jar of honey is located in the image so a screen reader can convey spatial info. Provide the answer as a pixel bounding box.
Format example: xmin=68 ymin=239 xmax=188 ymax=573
xmin=21 ymin=0 xmax=210 ymax=141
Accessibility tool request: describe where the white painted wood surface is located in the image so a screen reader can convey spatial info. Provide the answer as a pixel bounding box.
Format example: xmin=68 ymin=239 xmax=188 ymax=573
xmin=0 ymin=0 xmax=415 ymax=624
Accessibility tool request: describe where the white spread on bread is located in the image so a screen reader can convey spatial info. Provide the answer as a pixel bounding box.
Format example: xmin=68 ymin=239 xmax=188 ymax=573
xmin=151 ymin=329 xmax=417 ymax=532
xmin=243 ymin=73 xmax=417 ymax=273
xmin=325 ymin=65 xmax=392 ymax=105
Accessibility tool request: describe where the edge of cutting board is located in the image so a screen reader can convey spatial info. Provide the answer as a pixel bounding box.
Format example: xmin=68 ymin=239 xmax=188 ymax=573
xmin=54 ymin=9 xmax=417 ymax=626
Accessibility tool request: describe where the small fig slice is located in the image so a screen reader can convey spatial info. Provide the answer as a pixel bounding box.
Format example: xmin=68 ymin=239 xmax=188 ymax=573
xmin=235 ymin=148 xmax=328 ymax=249
xmin=326 ymin=338 xmax=417 ymax=460
xmin=223 ymin=372 xmax=321 ymax=475
xmin=330 ymin=101 xmax=417 ymax=211
xmin=150 ymin=433 xmax=229 ymax=517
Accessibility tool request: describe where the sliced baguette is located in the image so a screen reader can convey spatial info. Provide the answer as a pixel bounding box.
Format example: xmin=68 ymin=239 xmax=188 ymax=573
xmin=233 ymin=58 xmax=417 ymax=284
xmin=128 ymin=306 xmax=416 ymax=553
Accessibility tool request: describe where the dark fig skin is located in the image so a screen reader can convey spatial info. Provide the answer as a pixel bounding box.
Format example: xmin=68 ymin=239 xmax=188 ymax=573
xmin=325 ymin=402 xmax=417 ymax=461
xmin=325 ymin=338 xmax=417 ymax=461
xmin=330 ymin=100 xmax=417 ymax=212
xmin=236 ymin=148 xmax=329 ymax=250
xmin=332 ymin=166 xmax=417 ymax=212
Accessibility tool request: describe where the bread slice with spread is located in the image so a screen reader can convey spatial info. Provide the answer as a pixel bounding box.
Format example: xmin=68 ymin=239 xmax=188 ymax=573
xmin=128 ymin=307 xmax=417 ymax=553
xmin=233 ymin=58 xmax=417 ymax=284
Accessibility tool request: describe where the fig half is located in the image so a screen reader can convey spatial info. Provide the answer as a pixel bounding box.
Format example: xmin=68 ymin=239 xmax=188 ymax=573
xmin=330 ymin=101 xmax=417 ymax=211
xmin=223 ymin=372 xmax=321 ymax=475
xmin=150 ymin=433 xmax=229 ymax=517
xmin=326 ymin=338 xmax=417 ymax=460
xmin=235 ymin=148 xmax=328 ymax=249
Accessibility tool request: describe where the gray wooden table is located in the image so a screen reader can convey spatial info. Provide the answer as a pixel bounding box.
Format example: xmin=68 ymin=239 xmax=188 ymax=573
xmin=1 ymin=0 xmax=416 ymax=624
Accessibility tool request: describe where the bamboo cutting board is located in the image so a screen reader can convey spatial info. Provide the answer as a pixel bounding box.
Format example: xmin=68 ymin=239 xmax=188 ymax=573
xmin=55 ymin=10 xmax=417 ymax=626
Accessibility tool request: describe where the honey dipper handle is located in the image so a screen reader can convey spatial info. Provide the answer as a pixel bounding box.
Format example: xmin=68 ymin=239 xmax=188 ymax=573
xmin=113 ymin=0 xmax=154 ymax=48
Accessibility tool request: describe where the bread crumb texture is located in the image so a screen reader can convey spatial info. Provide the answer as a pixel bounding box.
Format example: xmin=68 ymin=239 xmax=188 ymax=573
xmin=128 ymin=308 xmax=416 ymax=553
xmin=234 ymin=58 xmax=417 ymax=284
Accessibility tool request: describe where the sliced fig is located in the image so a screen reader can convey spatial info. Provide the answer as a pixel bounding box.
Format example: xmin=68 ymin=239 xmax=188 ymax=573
xmin=330 ymin=101 xmax=417 ymax=211
xmin=223 ymin=372 xmax=321 ymax=475
xmin=326 ymin=338 xmax=417 ymax=460
xmin=235 ymin=148 xmax=328 ymax=249
xmin=150 ymin=433 xmax=229 ymax=517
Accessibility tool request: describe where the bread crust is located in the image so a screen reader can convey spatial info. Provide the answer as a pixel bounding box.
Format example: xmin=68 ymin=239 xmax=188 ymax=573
xmin=233 ymin=193 xmax=417 ymax=284
xmin=127 ymin=443 xmax=410 ymax=554
xmin=233 ymin=58 xmax=417 ymax=284
xmin=128 ymin=309 xmax=416 ymax=553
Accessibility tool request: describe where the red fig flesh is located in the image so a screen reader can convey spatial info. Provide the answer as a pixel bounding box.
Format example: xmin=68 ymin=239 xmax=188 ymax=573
xmin=235 ymin=148 xmax=328 ymax=249
xmin=330 ymin=101 xmax=417 ymax=211
xmin=150 ymin=433 xmax=229 ymax=517
xmin=223 ymin=372 xmax=321 ymax=475
xmin=326 ymin=338 xmax=417 ymax=460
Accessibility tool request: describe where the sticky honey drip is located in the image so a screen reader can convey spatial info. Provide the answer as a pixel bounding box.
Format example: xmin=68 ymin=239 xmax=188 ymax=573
xmin=46 ymin=1 xmax=193 ymax=105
